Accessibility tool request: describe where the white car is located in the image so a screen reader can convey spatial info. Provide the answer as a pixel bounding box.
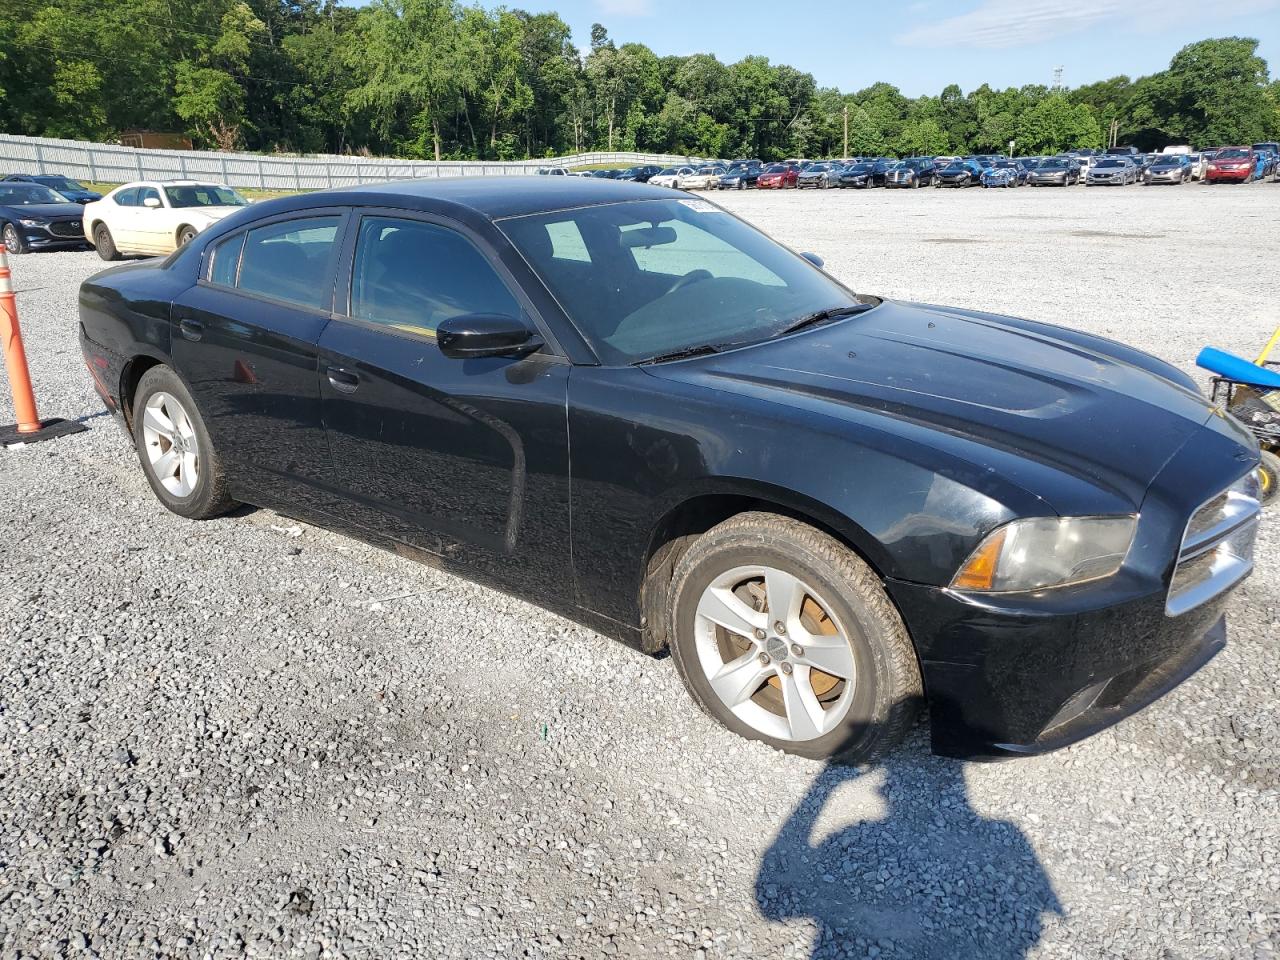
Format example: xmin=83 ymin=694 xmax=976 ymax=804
xmin=648 ymin=167 xmax=692 ymax=189
xmin=83 ymin=180 xmax=249 ymax=260
xmin=677 ymin=166 xmax=723 ymax=190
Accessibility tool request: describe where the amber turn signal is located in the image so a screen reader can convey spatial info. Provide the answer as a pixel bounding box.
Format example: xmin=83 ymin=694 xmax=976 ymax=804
xmin=951 ymin=527 xmax=1006 ymax=591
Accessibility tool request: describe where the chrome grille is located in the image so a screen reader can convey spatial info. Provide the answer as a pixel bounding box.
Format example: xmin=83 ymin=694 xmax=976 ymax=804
xmin=1166 ymin=472 xmax=1261 ymax=616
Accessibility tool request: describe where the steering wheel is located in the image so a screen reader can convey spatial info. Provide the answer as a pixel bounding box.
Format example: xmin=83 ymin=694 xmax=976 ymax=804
xmin=666 ymin=269 xmax=713 ymax=296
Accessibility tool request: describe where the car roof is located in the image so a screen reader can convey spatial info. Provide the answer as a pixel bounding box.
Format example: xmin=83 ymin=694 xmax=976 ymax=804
xmin=245 ymin=176 xmax=687 ymax=223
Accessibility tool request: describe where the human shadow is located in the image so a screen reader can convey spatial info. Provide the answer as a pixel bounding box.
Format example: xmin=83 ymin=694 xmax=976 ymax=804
xmin=756 ymin=750 xmax=1062 ymax=960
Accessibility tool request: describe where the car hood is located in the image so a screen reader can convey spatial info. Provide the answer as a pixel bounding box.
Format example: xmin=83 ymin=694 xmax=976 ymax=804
xmin=643 ymin=300 xmax=1227 ymax=511
xmin=2 ymin=202 xmax=85 ymax=219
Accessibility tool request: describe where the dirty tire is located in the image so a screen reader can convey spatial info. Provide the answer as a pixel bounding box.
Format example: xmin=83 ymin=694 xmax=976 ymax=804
xmin=132 ymin=365 xmax=235 ymax=520
xmin=94 ymin=223 xmax=121 ymax=261
xmin=667 ymin=512 xmax=922 ymax=763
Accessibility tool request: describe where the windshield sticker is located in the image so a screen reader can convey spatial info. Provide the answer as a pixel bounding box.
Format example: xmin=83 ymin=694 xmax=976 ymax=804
xmin=679 ymin=199 xmax=720 ymax=213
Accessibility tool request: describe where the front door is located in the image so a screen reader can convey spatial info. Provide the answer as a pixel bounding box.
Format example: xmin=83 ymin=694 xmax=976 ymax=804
xmin=317 ymin=212 xmax=572 ymax=594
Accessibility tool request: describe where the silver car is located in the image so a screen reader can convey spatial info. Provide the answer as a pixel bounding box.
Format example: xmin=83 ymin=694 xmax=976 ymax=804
xmin=1085 ymin=157 xmax=1137 ymax=186
xmin=1145 ymin=155 xmax=1191 ymax=185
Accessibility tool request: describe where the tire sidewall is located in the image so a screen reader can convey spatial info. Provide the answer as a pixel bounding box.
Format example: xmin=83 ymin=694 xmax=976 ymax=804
xmin=3 ymin=223 xmax=27 ymax=254
xmin=132 ymin=367 xmax=222 ymax=519
xmin=94 ymin=224 xmax=119 ymax=261
xmin=669 ymin=529 xmax=899 ymax=761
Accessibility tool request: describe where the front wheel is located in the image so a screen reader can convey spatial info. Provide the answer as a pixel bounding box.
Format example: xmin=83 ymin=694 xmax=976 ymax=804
xmin=2 ymin=223 xmax=27 ymax=255
xmin=667 ymin=513 xmax=922 ymax=763
xmin=132 ymin=366 xmax=235 ymax=520
xmin=1258 ymin=450 xmax=1280 ymax=505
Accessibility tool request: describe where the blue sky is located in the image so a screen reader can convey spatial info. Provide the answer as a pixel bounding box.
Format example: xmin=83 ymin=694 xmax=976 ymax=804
xmin=547 ymin=0 xmax=1280 ymax=96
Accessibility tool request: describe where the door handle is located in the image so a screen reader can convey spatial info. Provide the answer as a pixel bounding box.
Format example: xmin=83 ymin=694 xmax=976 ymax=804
xmin=179 ymin=319 xmax=203 ymax=342
xmin=326 ymin=366 xmax=359 ymax=394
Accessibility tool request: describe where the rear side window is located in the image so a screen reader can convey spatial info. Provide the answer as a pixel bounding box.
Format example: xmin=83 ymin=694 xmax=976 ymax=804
xmin=349 ymin=217 xmax=519 ymax=336
xmin=237 ymin=217 xmax=341 ymax=310
xmin=207 ymin=233 xmax=245 ymax=287
xmin=114 ymin=188 xmax=139 ymax=207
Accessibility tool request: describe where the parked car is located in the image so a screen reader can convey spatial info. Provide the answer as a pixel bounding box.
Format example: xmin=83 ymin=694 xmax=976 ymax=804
xmin=796 ymin=162 xmax=843 ymax=189
xmin=675 ymin=166 xmax=721 ymax=191
xmin=1145 ymin=154 xmax=1191 ymax=185
xmin=1105 ymin=146 xmax=1140 ymax=157
xmin=980 ymin=160 xmax=1024 ymax=188
xmin=885 ymin=158 xmax=937 ymax=188
xmin=1029 ymin=157 xmax=1080 ymax=186
xmin=1205 ymin=148 xmax=1256 ymax=184
xmin=78 ymin=176 xmax=1261 ymax=763
xmin=1085 ymin=157 xmax=1137 ymax=186
xmin=717 ymin=164 xmax=761 ymax=190
xmin=648 ymin=167 xmax=691 ymax=189
xmin=0 ymin=181 xmax=91 ymax=254
xmin=935 ymin=160 xmax=984 ymax=187
xmin=2 ymin=173 xmax=102 ymax=204
xmin=1251 ymin=150 xmax=1276 ymax=180
xmin=83 ymin=180 xmax=249 ymax=260
xmin=1185 ymin=153 xmax=1207 ymax=180
xmin=756 ymin=163 xmax=800 ymax=189
xmin=535 ymin=167 xmax=568 ymax=176
xmin=617 ymin=165 xmax=664 ymax=183
xmin=838 ymin=159 xmax=890 ymax=188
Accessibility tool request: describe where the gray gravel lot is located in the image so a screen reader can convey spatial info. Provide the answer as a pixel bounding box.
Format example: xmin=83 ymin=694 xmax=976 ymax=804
xmin=1 ymin=183 xmax=1278 ymax=959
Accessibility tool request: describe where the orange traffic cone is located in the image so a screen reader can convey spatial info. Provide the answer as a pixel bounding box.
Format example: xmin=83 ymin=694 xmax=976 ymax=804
xmin=0 ymin=245 xmax=87 ymax=446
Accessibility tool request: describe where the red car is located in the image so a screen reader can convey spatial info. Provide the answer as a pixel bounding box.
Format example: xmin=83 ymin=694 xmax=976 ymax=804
xmin=1205 ymin=147 xmax=1256 ymax=183
xmin=755 ymin=163 xmax=800 ymax=189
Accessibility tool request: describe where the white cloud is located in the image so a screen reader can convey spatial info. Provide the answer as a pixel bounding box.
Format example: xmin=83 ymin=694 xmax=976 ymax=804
xmin=895 ymin=0 xmax=1275 ymax=49
xmin=595 ymin=0 xmax=652 ymax=16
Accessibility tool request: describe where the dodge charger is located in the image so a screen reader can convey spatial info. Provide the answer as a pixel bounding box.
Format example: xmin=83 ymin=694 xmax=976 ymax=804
xmin=78 ymin=178 xmax=1261 ymax=762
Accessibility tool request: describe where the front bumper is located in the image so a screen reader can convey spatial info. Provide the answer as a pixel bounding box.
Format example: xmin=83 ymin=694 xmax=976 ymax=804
xmin=887 ymin=577 xmax=1235 ymax=760
xmin=1206 ymin=168 xmax=1251 ymax=182
xmin=18 ymin=222 xmax=90 ymax=249
xmin=1147 ymin=172 xmax=1183 ymax=183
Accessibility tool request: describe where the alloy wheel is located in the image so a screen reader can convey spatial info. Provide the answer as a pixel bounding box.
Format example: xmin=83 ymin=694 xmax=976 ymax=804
xmin=141 ymin=391 xmax=200 ymax=497
xmin=693 ymin=564 xmax=857 ymax=742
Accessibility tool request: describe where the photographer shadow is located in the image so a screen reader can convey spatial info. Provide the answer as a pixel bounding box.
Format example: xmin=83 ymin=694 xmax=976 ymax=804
xmin=756 ymin=748 xmax=1061 ymax=960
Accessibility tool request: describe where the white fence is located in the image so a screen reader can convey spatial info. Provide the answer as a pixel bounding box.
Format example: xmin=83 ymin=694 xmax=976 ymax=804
xmin=0 ymin=134 xmax=702 ymax=190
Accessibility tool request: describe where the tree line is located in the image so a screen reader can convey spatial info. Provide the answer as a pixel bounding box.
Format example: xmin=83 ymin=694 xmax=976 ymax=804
xmin=1 ymin=0 xmax=1277 ymax=161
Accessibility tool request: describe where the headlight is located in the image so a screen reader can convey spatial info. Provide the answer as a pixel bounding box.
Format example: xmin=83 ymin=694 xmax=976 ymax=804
xmin=951 ymin=516 xmax=1137 ymax=593
xmin=18 ymin=218 xmax=45 ymax=227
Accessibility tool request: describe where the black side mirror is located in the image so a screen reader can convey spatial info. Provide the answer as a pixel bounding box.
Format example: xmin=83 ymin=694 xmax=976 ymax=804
xmin=800 ymin=251 xmax=824 ymax=269
xmin=437 ymin=313 xmax=542 ymax=360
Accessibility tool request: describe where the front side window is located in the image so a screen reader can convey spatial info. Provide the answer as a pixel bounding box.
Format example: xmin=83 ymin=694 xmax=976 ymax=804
xmin=138 ymin=187 xmax=162 ymax=207
xmin=237 ymin=217 xmax=341 ymax=310
xmin=500 ymin=198 xmax=858 ymax=365
xmin=349 ymin=217 xmax=520 ymax=337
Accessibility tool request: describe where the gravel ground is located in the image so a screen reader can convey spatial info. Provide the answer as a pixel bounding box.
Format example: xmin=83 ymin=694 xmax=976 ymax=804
xmin=1 ymin=183 xmax=1278 ymax=960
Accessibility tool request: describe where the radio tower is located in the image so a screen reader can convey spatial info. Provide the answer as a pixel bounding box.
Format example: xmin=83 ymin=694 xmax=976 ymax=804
xmin=1052 ymin=65 xmax=1064 ymax=90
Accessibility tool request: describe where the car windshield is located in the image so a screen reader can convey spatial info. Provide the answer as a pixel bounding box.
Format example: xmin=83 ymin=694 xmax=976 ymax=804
xmin=0 ymin=183 xmax=65 ymax=204
xmin=500 ymin=198 xmax=859 ymax=365
xmin=1095 ymin=159 xmax=1126 ymax=168
xmin=806 ymin=163 xmax=832 ymax=172
xmin=35 ymin=176 xmax=85 ymax=191
xmin=1216 ymin=148 xmax=1250 ymax=159
xmin=942 ymin=163 xmax=969 ymax=172
xmin=696 ymin=167 xmax=718 ymax=174
xmin=994 ymin=161 xmax=1017 ymax=169
xmin=164 ymin=184 xmax=247 ymax=208
xmin=762 ymin=164 xmax=787 ymax=173
xmin=1038 ymin=160 xmax=1068 ymax=169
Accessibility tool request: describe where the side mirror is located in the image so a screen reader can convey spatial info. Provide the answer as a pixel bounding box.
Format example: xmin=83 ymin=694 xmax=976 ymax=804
xmin=142 ymin=196 xmax=161 ymax=208
xmin=437 ymin=313 xmax=542 ymax=360
xmin=800 ymin=251 xmax=824 ymax=269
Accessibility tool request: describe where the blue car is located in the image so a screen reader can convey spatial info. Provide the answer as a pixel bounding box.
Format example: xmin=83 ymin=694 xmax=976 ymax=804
xmin=2 ymin=173 xmax=102 ymax=204
xmin=981 ymin=160 xmax=1024 ymax=188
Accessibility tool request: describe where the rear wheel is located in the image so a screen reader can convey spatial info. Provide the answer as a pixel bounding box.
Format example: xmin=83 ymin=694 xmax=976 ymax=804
xmin=667 ymin=513 xmax=922 ymax=763
xmin=132 ymin=366 xmax=235 ymax=520
xmin=93 ymin=223 xmax=121 ymax=261
xmin=177 ymin=225 xmax=198 ymax=247
xmin=2 ymin=223 xmax=27 ymax=255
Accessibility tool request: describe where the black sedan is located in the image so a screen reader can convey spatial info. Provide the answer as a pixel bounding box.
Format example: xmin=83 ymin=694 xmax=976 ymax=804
xmin=718 ymin=164 xmax=761 ymax=190
xmin=3 ymin=173 xmax=102 ymax=203
xmin=838 ymin=159 xmax=890 ymax=188
xmin=0 ymin=182 xmax=91 ymax=253
xmin=935 ymin=160 xmax=985 ymax=187
xmin=78 ymin=178 xmax=1260 ymax=763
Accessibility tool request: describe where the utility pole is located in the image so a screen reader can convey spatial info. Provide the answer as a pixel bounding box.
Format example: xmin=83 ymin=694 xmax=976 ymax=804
xmin=842 ymin=105 xmax=849 ymax=159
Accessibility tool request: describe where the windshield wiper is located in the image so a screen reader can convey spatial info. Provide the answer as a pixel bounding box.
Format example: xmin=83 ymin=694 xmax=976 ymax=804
xmin=778 ymin=302 xmax=874 ymax=337
xmin=632 ymin=342 xmax=724 ymax=365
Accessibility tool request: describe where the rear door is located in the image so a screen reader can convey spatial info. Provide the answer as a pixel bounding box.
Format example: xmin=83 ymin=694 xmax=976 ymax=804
xmin=107 ymin=187 xmax=142 ymax=246
xmin=171 ymin=210 xmax=348 ymax=506
xmin=316 ymin=210 xmax=572 ymax=592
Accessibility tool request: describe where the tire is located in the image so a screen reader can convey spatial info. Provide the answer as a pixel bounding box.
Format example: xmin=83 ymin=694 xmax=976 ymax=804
xmin=2 ymin=223 xmax=27 ymax=255
xmin=93 ymin=223 xmax=121 ymax=261
xmin=132 ymin=365 xmax=235 ymax=520
xmin=667 ymin=512 xmax=922 ymax=763
xmin=1258 ymin=450 xmax=1280 ymax=505
xmin=177 ymin=225 xmax=198 ymax=247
